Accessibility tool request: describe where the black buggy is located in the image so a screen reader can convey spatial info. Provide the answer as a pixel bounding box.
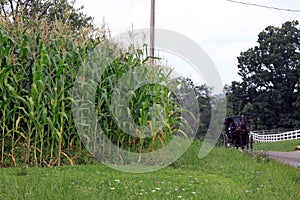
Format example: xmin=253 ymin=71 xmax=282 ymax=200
xmin=221 ymin=115 xmax=253 ymax=150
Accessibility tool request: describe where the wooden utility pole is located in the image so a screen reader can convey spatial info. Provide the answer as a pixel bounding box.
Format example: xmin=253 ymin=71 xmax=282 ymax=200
xmin=150 ymin=0 xmax=155 ymax=57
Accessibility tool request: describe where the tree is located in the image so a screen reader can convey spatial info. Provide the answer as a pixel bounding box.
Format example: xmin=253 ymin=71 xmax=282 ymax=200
xmin=194 ymin=84 xmax=212 ymax=136
xmin=0 ymin=0 xmax=93 ymax=30
xmin=179 ymin=78 xmax=212 ymax=137
xmin=229 ymin=21 xmax=300 ymax=129
xmin=224 ymin=81 xmax=248 ymax=116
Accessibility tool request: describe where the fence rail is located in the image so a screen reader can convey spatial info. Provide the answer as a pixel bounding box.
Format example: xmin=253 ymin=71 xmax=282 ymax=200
xmin=251 ymin=130 xmax=300 ymax=143
xmin=251 ymin=128 xmax=299 ymax=135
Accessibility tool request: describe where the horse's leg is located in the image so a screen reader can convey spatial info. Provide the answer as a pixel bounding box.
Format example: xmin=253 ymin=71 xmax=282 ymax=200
xmin=240 ymin=134 xmax=245 ymax=150
xmin=250 ymin=134 xmax=253 ymax=150
xmin=246 ymin=134 xmax=249 ymax=149
xmin=236 ymin=135 xmax=239 ymax=149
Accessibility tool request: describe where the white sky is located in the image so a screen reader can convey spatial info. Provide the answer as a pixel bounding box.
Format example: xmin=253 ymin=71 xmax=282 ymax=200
xmin=75 ymin=0 xmax=300 ymax=86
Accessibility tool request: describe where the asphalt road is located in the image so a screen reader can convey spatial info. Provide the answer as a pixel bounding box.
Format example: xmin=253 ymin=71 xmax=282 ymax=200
xmin=266 ymin=151 xmax=300 ymax=167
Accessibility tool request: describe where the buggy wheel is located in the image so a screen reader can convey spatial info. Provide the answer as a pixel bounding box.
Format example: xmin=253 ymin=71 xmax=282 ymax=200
xmin=220 ymin=132 xmax=227 ymax=147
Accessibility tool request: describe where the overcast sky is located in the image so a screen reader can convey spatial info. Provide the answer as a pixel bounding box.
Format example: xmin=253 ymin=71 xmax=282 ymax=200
xmin=75 ymin=0 xmax=300 ymax=86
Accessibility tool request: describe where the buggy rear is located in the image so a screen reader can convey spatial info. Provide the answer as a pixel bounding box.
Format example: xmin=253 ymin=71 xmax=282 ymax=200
xmin=221 ymin=115 xmax=253 ymax=150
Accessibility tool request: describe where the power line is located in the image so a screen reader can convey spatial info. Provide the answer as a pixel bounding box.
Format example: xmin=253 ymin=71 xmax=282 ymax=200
xmin=227 ymin=0 xmax=300 ymax=12
xmin=120 ymin=0 xmax=134 ymax=33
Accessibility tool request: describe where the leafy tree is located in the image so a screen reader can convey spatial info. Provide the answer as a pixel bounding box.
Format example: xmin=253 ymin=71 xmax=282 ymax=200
xmin=224 ymin=81 xmax=248 ymax=116
xmin=0 ymin=0 xmax=93 ymax=30
xmin=194 ymin=84 xmax=212 ymax=136
xmin=180 ymin=78 xmax=212 ymax=137
xmin=228 ymin=21 xmax=300 ymax=129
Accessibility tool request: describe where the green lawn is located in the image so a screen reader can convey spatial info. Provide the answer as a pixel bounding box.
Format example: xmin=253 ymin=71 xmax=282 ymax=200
xmin=254 ymin=140 xmax=300 ymax=152
xmin=0 ymin=142 xmax=299 ymax=200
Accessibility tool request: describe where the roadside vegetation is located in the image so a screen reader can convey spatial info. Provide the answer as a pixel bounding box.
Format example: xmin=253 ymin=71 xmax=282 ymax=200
xmin=0 ymin=142 xmax=299 ymax=200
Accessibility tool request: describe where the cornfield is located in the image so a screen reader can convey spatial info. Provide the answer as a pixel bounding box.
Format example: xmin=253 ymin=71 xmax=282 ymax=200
xmin=0 ymin=18 xmax=190 ymax=167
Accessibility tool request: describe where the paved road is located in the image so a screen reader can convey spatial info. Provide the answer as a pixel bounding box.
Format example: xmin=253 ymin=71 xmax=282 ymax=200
xmin=266 ymin=151 xmax=300 ymax=167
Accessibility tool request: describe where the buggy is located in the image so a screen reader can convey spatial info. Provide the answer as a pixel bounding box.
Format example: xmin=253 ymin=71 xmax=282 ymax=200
xmin=221 ymin=115 xmax=253 ymax=150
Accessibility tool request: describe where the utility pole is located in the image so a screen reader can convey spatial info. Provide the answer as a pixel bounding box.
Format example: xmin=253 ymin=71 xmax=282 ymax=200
xmin=150 ymin=0 xmax=155 ymax=58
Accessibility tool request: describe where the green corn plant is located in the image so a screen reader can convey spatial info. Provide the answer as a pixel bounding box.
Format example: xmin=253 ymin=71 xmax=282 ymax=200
xmin=1 ymin=65 xmax=25 ymax=167
xmin=0 ymin=17 xmax=97 ymax=167
xmin=1 ymin=15 xmax=187 ymax=167
xmin=92 ymin=47 xmax=182 ymax=164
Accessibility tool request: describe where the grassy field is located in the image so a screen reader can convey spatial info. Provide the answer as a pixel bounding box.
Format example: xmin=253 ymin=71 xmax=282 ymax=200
xmin=0 ymin=142 xmax=299 ymax=200
xmin=254 ymin=140 xmax=300 ymax=152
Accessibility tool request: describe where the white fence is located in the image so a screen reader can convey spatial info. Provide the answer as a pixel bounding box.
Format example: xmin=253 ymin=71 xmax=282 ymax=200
xmin=251 ymin=130 xmax=300 ymax=143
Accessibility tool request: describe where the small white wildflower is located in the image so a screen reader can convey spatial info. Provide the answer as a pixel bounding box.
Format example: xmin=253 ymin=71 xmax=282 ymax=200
xmin=110 ymin=187 xmax=115 ymax=190
xmin=151 ymin=190 xmax=156 ymax=193
xmin=177 ymin=196 xmax=183 ymax=199
xmin=155 ymin=188 xmax=161 ymax=191
xmin=192 ymin=192 xmax=196 ymax=195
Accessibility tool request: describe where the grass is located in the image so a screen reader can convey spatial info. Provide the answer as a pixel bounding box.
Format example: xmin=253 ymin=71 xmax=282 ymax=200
xmin=254 ymin=140 xmax=300 ymax=152
xmin=0 ymin=141 xmax=299 ymax=200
